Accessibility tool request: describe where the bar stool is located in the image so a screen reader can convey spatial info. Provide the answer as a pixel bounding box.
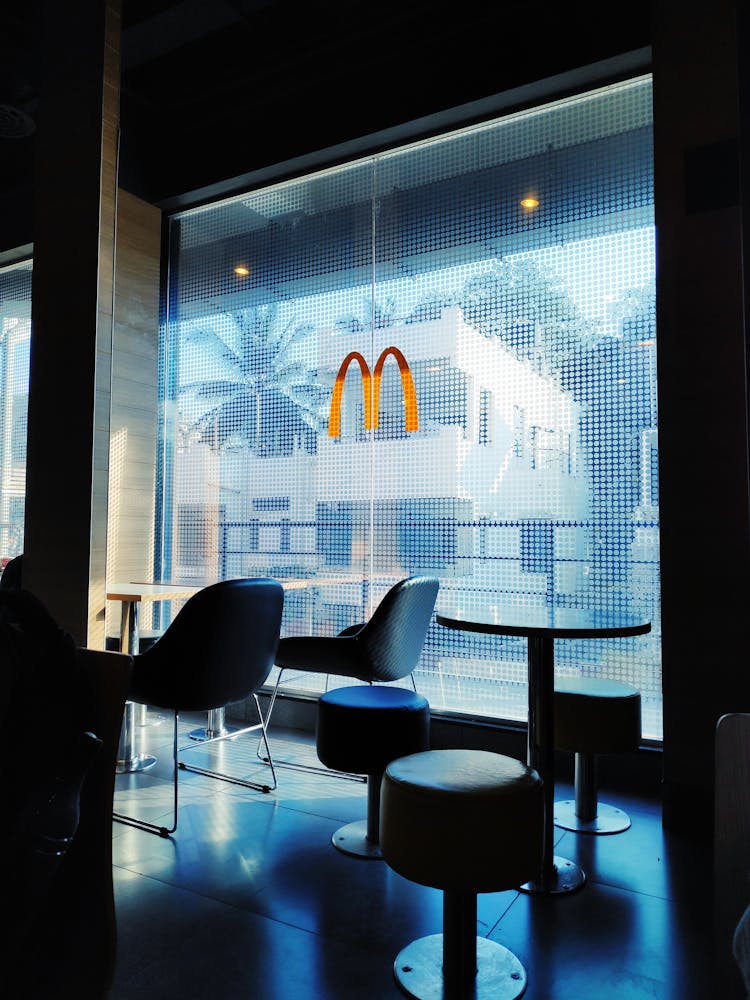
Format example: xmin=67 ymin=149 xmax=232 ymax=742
xmin=380 ymin=749 xmax=544 ymax=999
xmin=316 ymin=685 xmax=430 ymax=859
xmin=553 ymin=675 xmax=641 ymax=834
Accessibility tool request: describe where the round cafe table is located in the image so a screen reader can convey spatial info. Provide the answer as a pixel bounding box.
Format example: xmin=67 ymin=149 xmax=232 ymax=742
xmin=436 ymin=601 xmax=651 ymax=895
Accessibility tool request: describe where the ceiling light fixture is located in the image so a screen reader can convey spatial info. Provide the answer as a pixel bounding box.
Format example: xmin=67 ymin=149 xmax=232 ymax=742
xmin=520 ymin=197 xmax=539 ymax=210
xmin=234 ymin=265 xmax=250 ymax=277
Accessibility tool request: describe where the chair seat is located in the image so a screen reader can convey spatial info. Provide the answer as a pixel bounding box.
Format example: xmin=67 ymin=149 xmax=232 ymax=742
xmin=275 ymin=634 xmax=369 ymax=680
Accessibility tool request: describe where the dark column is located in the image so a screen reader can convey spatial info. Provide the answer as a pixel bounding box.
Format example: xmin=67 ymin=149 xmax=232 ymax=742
xmin=653 ymin=0 xmax=748 ymax=842
xmin=25 ymin=0 xmax=121 ymax=644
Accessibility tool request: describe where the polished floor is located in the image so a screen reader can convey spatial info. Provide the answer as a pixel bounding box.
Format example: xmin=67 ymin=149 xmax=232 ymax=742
xmin=111 ymin=710 xmax=714 ymax=1000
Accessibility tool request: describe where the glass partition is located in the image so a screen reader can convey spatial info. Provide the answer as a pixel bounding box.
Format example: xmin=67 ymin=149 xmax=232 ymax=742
xmin=160 ymin=75 xmax=661 ymax=737
xmin=0 ymin=260 xmax=32 ymax=571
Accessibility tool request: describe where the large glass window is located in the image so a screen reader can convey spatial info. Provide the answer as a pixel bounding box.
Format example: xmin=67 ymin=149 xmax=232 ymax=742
xmin=0 ymin=260 xmax=32 ymax=569
xmin=159 ymin=76 xmax=661 ymax=738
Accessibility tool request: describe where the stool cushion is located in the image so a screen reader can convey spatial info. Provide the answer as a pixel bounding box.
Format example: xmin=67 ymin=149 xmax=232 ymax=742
xmin=554 ymin=676 xmax=641 ymax=755
xmin=316 ymin=685 xmax=430 ymax=775
xmin=380 ymin=749 xmax=543 ymax=893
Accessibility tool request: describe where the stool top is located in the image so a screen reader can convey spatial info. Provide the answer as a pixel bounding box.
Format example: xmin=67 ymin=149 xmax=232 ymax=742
xmin=380 ymin=749 xmax=543 ymax=893
xmin=320 ymin=685 xmax=428 ymax=711
xmin=385 ymin=748 xmax=540 ymax=796
xmin=555 ymin=676 xmax=640 ymax=699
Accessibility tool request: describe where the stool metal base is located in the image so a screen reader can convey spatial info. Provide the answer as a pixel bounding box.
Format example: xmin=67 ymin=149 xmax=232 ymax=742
xmin=188 ymin=725 xmax=240 ymax=741
xmin=332 ymin=819 xmax=383 ymax=859
xmin=116 ymin=753 xmax=157 ymax=774
xmin=519 ymin=855 xmax=586 ymax=895
xmin=554 ymin=798 xmax=631 ymax=834
xmin=117 ymin=701 xmax=159 ymax=773
xmin=394 ymin=934 xmax=527 ymax=1000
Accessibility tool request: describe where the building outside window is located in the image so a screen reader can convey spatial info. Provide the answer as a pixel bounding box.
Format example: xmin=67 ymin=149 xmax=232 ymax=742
xmin=157 ymin=74 xmax=661 ymax=737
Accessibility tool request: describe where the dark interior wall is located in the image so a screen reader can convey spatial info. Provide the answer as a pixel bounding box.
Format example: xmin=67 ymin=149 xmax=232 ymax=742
xmin=653 ymin=0 xmax=748 ymax=842
xmin=132 ymin=15 xmax=653 ymax=210
xmin=24 ymin=0 xmax=121 ymax=644
xmin=1 ymin=1 xmax=654 ymax=247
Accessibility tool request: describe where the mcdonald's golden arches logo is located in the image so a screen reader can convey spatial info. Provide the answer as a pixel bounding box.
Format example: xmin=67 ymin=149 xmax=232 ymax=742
xmin=328 ymin=346 xmax=419 ymax=438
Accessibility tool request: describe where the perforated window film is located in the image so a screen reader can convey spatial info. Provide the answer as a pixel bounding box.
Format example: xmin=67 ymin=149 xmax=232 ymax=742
xmin=0 ymin=260 xmax=32 ymax=566
xmin=161 ymin=75 xmax=661 ymax=738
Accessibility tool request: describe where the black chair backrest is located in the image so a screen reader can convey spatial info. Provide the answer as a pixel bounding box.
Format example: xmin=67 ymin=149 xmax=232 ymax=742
xmin=0 ymin=553 xmax=23 ymax=591
xmin=130 ymin=577 xmax=284 ymax=711
xmin=359 ymin=576 xmax=439 ymax=682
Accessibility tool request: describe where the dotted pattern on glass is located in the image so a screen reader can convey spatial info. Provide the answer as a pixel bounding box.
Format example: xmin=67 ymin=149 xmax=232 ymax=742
xmin=160 ymin=75 xmax=661 ymax=737
xmin=0 ymin=260 xmax=32 ymax=563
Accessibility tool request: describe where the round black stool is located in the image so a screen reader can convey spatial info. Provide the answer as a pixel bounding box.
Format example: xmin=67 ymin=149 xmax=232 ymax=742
xmin=380 ymin=749 xmax=544 ymax=999
xmin=316 ymin=685 xmax=430 ymax=859
xmin=553 ymin=676 xmax=641 ymax=834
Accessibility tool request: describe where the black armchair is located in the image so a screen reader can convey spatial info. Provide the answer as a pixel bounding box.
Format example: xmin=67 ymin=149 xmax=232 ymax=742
xmin=114 ymin=577 xmax=284 ymax=837
xmin=265 ymin=575 xmax=439 ymax=778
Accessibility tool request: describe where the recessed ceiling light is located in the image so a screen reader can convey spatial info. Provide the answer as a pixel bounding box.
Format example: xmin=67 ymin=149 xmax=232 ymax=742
xmin=234 ymin=265 xmax=250 ymax=277
xmin=520 ymin=197 xmax=539 ymax=210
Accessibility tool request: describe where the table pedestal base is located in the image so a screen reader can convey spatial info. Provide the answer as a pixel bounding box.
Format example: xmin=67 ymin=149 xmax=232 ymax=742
xmin=188 ymin=707 xmax=238 ymax=741
xmin=116 ymin=753 xmax=157 ymax=774
xmin=519 ymin=855 xmax=586 ymax=895
xmin=554 ymin=799 xmax=631 ymax=834
xmin=116 ymin=701 xmax=158 ymax=774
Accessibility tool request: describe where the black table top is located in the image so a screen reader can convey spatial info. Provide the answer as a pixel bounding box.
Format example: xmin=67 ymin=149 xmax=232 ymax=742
xmin=436 ymin=601 xmax=651 ymax=639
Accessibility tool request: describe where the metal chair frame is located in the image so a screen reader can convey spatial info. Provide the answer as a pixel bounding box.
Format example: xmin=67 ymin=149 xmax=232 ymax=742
xmin=257 ymin=576 xmax=438 ymax=782
xmin=113 ymin=580 xmax=283 ymax=837
xmin=258 ymin=668 xmax=419 ymax=782
xmin=115 ymin=692 xmax=276 ymax=838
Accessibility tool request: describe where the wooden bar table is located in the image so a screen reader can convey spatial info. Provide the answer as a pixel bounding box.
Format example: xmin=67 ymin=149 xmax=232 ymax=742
xmin=436 ymin=599 xmax=651 ymax=896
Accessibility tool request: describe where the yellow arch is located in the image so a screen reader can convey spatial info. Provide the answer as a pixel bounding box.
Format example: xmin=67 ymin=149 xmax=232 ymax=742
xmin=372 ymin=346 xmax=419 ymax=432
xmin=328 ymin=351 xmax=372 ymax=437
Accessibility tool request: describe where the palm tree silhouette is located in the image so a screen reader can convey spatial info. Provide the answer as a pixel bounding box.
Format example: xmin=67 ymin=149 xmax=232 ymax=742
xmin=178 ymin=304 xmax=328 ymax=456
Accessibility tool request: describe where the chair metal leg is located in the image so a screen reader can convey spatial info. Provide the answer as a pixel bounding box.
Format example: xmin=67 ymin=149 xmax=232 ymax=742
xmin=256 ymin=667 xmax=286 ymax=754
xmin=180 ymin=693 xmax=277 ymax=793
xmin=256 ymin=667 xmax=366 ymax=783
xmin=115 ymin=696 xmax=276 ymax=838
xmin=259 ymin=671 xmax=417 ymax=783
xmin=114 ymin=709 xmax=178 ymax=838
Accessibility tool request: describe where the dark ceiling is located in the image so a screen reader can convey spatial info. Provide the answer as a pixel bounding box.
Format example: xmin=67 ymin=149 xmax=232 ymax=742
xmin=0 ymin=0 xmax=654 ymax=247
